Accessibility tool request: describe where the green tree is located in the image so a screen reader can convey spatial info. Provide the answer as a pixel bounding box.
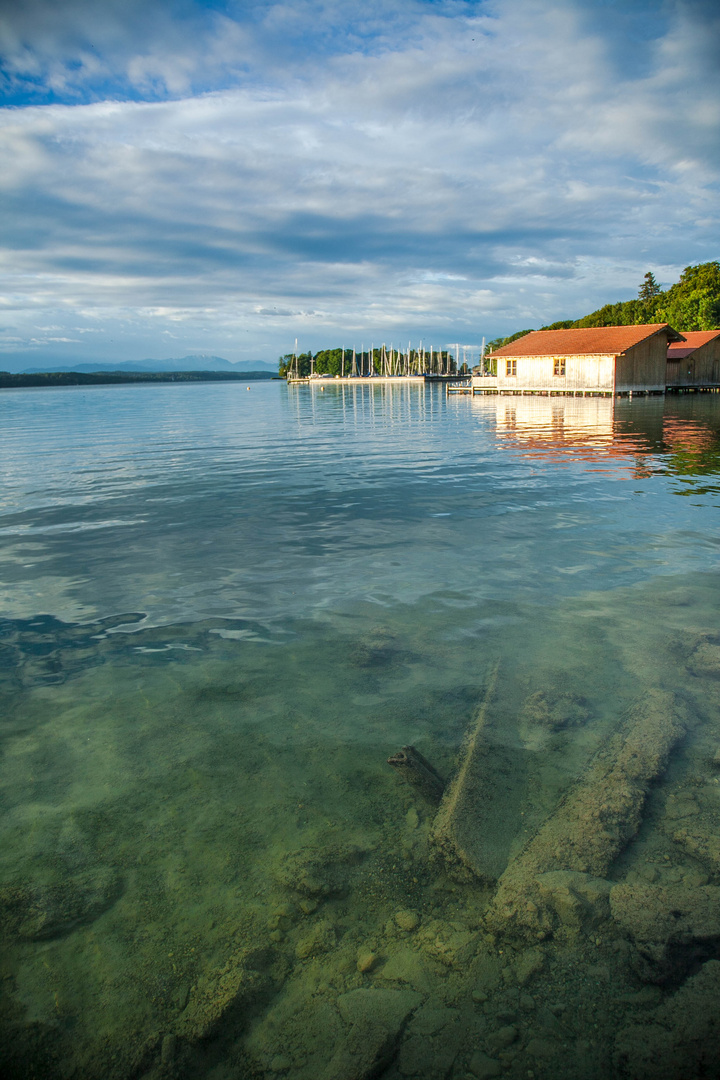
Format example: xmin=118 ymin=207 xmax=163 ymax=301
xmin=491 ymin=260 xmax=720 ymax=343
xmin=575 ymin=299 xmax=650 ymax=327
xmin=540 ymin=320 xmax=575 ymax=331
xmin=278 ymin=351 xmax=313 ymax=377
xmin=656 ymin=262 xmax=720 ymax=331
xmin=638 ymin=271 xmax=661 ymax=301
xmin=279 ymin=346 xmax=454 ymax=377
xmin=487 ymin=329 xmax=534 ymax=352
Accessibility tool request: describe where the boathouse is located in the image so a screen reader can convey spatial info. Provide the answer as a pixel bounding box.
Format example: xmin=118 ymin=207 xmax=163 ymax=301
xmin=666 ymin=330 xmax=720 ymax=390
xmin=473 ymin=324 xmax=684 ymax=396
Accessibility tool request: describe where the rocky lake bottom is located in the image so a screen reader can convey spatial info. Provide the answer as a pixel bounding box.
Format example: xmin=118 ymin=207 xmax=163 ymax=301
xmin=2 ymin=383 xmax=720 ymax=1079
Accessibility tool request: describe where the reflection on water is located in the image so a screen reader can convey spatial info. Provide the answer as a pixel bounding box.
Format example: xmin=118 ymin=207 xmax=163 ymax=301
xmin=488 ymin=394 xmax=665 ymax=462
xmin=476 ymin=393 xmax=720 ymax=501
xmin=1 ymin=383 xmax=720 ymax=1080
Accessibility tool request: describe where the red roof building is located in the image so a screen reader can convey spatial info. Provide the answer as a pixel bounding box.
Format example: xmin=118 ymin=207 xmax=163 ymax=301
xmin=477 ymin=324 xmax=684 ymax=396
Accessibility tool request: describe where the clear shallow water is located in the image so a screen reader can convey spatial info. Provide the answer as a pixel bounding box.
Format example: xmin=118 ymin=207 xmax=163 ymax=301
xmin=2 ymin=382 xmax=720 ymax=1079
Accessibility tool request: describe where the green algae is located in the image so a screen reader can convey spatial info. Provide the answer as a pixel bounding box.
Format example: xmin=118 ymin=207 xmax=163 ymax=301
xmin=2 ymin=570 xmax=720 ymax=1079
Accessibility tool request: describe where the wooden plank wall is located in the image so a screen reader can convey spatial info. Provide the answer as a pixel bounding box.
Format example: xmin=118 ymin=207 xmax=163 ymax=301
xmin=614 ymin=336 xmax=667 ymax=391
xmin=495 ymin=353 xmax=615 ymax=392
xmin=666 ymin=338 xmax=720 ymax=387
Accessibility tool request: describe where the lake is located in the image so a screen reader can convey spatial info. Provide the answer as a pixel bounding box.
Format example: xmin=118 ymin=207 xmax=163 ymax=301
xmin=2 ymin=380 xmax=720 ymax=1080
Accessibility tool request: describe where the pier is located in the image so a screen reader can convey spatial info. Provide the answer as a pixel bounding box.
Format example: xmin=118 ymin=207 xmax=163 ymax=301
xmin=287 ymin=374 xmax=460 ymax=386
xmin=446 ymin=379 xmax=473 ymax=395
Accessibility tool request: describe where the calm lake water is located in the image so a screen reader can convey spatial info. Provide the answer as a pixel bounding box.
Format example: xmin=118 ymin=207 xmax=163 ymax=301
xmin=2 ymin=381 xmax=720 ymax=1080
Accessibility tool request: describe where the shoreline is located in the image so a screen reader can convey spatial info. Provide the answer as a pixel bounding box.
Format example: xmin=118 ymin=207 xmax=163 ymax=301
xmin=0 ymin=370 xmax=278 ymax=389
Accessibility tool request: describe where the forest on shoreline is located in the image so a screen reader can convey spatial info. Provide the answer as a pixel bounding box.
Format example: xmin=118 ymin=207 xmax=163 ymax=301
xmin=277 ymin=263 xmax=719 ymax=374
xmin=278 ymin=347 xmax=456 ymax=378
xmin=488 ymin=261 xmax=720 ymax=352
xmin=0 ymin=370 xmax=276 ymax=389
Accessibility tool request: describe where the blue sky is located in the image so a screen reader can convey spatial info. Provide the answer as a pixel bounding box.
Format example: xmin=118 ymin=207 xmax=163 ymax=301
xmin=0 ymin=0 xmax=718 ymax=369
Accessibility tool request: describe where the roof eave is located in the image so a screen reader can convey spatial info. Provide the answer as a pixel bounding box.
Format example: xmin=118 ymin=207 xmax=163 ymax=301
xmin=659 ymin=324 xmax=685 ymax=344
xmin=624 ymin=324 xmax=685 ymax=348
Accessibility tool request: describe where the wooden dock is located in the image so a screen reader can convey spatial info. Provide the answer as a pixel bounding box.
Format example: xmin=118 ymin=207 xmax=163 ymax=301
xmin=446 ymin=380 xmax=473 ymax=395
xmin=468 ymin=375 xmax=666 ymax=398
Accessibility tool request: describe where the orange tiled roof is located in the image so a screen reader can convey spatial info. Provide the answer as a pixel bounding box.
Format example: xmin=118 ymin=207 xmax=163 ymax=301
xmin=667 ymin=329 xmax=720 ymax=360
xmin=491 ymin=324 xmax=683 ymax=357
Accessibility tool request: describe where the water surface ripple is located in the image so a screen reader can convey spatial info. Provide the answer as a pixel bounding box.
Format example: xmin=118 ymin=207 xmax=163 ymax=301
xmin=1 ymin=382 xmax=720 ymax=1080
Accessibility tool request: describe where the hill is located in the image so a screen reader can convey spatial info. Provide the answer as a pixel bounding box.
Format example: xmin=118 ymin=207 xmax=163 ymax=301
xmin=488 ymin=261 xmax=720 ymax=352
xmin=21 ymin=354 xmax=277 ymax=374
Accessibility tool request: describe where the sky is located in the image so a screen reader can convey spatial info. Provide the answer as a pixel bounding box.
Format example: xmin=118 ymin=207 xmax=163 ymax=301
xmin=0 ymin=0 xmax=719 ymax=370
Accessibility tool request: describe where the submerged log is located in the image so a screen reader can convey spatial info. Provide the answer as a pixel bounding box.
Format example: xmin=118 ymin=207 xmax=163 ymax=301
xmin=387 ymin=746 xmax=445 ymax=804
xmin=429 ymin=661 xmax=513 ymax=881
xmin=485 ymin=688 xmax=691 ymax=940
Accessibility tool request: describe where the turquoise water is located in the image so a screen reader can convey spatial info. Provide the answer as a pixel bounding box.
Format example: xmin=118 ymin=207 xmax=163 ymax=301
xmin=2 ymin=382 xmax=720 ymax=1079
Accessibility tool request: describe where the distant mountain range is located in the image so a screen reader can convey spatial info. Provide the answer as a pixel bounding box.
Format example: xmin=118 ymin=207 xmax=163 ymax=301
xmin=21 ymin=354 xmax=277 ymax=374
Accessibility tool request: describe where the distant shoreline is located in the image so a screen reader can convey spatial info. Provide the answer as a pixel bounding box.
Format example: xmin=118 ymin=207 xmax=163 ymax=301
xmin=0 ymin=371 xmax=278 ymax=389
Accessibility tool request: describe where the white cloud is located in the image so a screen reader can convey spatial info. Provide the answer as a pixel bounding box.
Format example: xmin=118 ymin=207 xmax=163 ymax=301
xmin=0 ymin=0 xmax=718 ymax=368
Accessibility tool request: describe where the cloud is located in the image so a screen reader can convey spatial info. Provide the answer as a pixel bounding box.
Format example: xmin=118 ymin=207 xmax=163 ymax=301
xmin=0 ymin=0 xmax=718 ymax=367
xmin=0 ymin=0 xmax=473 ymax=103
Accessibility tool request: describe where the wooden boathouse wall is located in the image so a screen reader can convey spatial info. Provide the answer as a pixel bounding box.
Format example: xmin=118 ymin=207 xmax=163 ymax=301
xmin=614 ymin=334 xmax=668 ymax=393
xmin=494 ymin=353 xmax=616 ymax=394
xmin=666 ymin=332 xmax=720 ymax=389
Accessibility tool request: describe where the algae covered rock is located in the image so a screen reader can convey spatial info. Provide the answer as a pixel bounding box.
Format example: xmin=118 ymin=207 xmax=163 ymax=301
xmin=416 ymin=918 xmax=477 ymax=968
xmin=670 ymin=824 xmax=720 ymax=873
xmin=535 ymin=871 xmax=612 ymax=931
xmin=522 ymin=689 xmax=589 ymax=731
xmin=510 ymin=945 xmax=546 ymax=986
xmin=610 ymin=882 xmax=720 ymax=984
xmin=295 ymin=919 xmax=337 ymax=960
xmin=377 ymin=947 xmax=434 ymax=992
xmin=614 ymin=959 xmax=720 ymax=1079
xmin=356 ymin=946 xmax=378 ymax=973
xmin=467 ymin=1049 xmax=502 ymax=1078
xmin=276 ymin=842 xmax=372 ymax=900
xmin=351 ymin=626 xmax=408 ymax=670
xmin=486 ymin=689 xmax=689 ymax=941
xmin=321 ymin=988 xmax=421 ymax=1080
xmin=394 ymin=908 xmax=420 ymax=932
xmin=686 ymin=638 xmax=720 ymax=678
xmin=1 ymin=866 xmax=122 ymax=941
xmin=177 ymin=945 xmax=271 ymax=1042
xmin=396 ymin=1005 xmax=463 ymax=1078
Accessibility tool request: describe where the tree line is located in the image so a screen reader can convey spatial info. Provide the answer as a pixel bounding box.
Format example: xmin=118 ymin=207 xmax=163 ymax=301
xmin=0 ymin=371 xmax=275 ymax=389
xmin=278 ymin=347 xmax=457 ymax=378
xmin=488 ymin=261 xmax=720 ymax=352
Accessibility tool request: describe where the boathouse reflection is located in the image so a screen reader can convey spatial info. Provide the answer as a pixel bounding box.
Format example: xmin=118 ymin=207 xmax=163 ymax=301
xmin=477 ymin=393 xmax=665 ymax=460
xmin=466 ymin=394 xmax=720 ymax=498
